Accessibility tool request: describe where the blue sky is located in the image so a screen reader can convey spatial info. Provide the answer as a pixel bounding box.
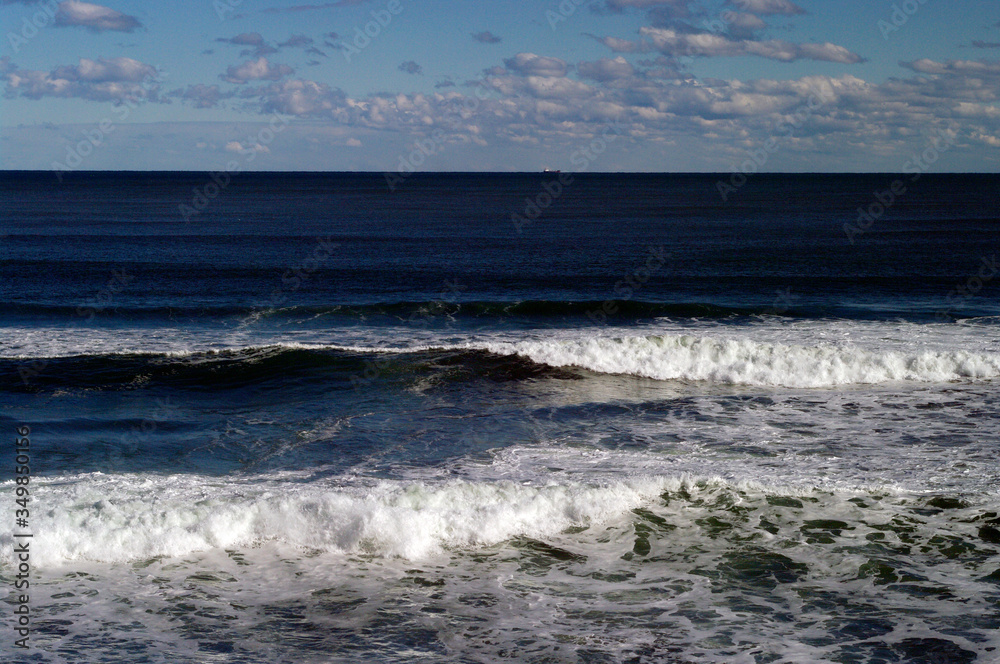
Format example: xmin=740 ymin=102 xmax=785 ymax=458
xmin=1 ymin=0 xmax=999 ymax=171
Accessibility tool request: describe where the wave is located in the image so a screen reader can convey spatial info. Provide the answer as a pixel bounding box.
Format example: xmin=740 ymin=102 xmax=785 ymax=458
xmin=0 ymin=345 xmax=577 ymax=392
xmin=957 ymin=316 xmax=1000 ymax=327
xmin=487 ymin=335 xmax=1000 ymax=388
xmin=2 ymin=471 xmax=992 ymax=568
xmin=5 ymin=332 xmax=1000 ymax=391
xmin=0 ymin=472 xmax=672 ymax=566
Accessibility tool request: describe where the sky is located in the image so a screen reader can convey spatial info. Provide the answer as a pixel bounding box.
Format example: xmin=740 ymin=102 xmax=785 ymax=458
xmin=1 ymin=0 xmax=999 ymax=172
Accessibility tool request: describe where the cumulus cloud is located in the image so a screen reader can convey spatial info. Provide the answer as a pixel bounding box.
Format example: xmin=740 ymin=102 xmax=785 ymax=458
xmin=217 ymin=32 xmax=266 ymax=47
xmin=472 ymin=31 xmax=502 ymax=44
xmin=727 ymin=0 xmax=804 ymax=16
xmin=639 ymin=27 xmax=864 ymax=63
xmin=902 ymin=58 xmax=1000 ymax=77
xmin=504 ymin=53 xmax=569 ymax=78
xmin=578 ymin=56 xmax=636 ymax=82
xmin=54 ymin=56 xmax=155 ymax=82
xmin=724 ymin=12 xmax=767 ymax=39
xmin=255 ymin=79 xmax=349 ymax=118
xmin=604 ymin=0 xmax=691 ymax=15
xmin=221 ymin=58 xmax=294 ymax=84
xmin=3 ymin=56 xmax=161 ymax=102
xmin=398 ymin=60 xmax=422 ymax=75
xmin=212 ymin=47 xmax=1000 ymax=172
xmin=226 ymin=140 xmax=270 ymax=154
xmin=54 ymin=1 xmax=142 ymax=32
xmin=594 ymin=0 xmax=834 ymax=67
xmin=279 ymin=34 xmax=314 ymax=48
xmin=169 ymin=84 xmax=233 ymax=109
xmin=591 ymin=35 xmax=645 ymax=53
xmin=216 ymin=33 xmax=277 ymax=57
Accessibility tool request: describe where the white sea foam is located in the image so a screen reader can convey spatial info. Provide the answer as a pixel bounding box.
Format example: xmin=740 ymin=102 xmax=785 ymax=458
xmin=4 ymin=459 xmax=992 ymax=569
xmin=0 ymin=473 xmax=672 ymax=567
xmin=5 ymin=466 xmax=998 ymax=663
xmin=486 ymin=334 xmax=1000 ymax=387
xmin=6 ymin=317 xmax=1000 ymax=388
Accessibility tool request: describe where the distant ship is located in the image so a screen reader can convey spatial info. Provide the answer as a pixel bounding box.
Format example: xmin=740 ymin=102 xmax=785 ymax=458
xmin=543 ymin=168 xmax=560 ymax=173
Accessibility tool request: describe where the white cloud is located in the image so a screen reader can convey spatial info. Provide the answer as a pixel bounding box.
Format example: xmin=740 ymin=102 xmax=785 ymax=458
xmin=221 ymin=58 xmax=294 ymax=84
xmin=257 ymin=79 xmax=348 ymax=118
xmin=903 ymin=58 xmax=1000 ymax=77
xmin=605 ymin=0 xmax=690 ymax=14
xmin=525 ymin=76 xmax=594 ymax=99
xmin=225 ymin=140 xmax=269 ymax=154
xmin=55 ymin=1 xmax=142 ymax=32
xmin=724 ymin=12 xmax=767 ymax=39
xmin=639 ymin=27 xmax=864 ymax=63
xmin=54 ymin=56 xmax=155 ymax=82
xmin=579 ymin=56 xmax=636 ymax=82
xmin=504 ymin=53 xmax=569 ymax=78
xmin=169 ymin=84 xmax=232 ymax=109
xmin=596 ymin=36 xmax=644 ymax=53
xmin=727 ymin=0 xmax=804 ymax=16
xmin=3 ymin=57 xmax=160 ymax=102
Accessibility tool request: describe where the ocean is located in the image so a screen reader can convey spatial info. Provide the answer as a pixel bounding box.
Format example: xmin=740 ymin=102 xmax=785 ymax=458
xmin=2 ymin=171 xmax=999 ymax=663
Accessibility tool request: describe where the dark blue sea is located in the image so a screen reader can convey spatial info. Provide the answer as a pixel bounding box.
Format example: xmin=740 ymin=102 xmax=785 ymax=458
xmin=2 ymin=172 xmax=1000 ymax=663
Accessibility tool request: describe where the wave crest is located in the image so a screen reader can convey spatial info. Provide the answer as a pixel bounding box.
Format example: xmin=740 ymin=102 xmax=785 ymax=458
xmin=492 ymin=335 xmax=1000 ymax=387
